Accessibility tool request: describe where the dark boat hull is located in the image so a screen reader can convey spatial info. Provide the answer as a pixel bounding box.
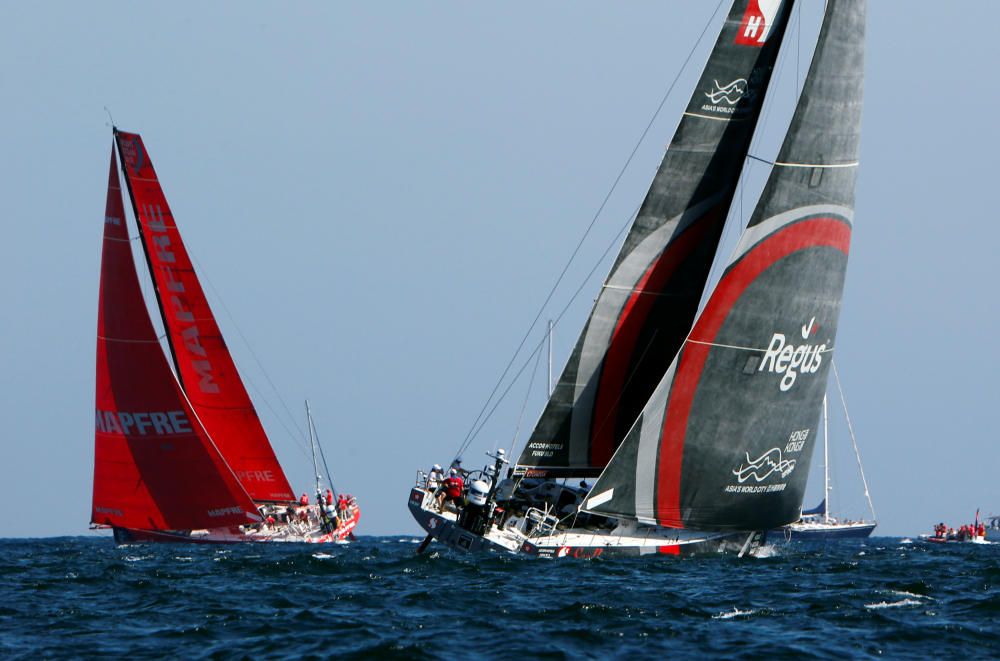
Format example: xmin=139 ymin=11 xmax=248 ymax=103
xmin=770 ymin=522 xmax=876 ymax=541
xmin=408 ymin=487 xmax=762 ymax=558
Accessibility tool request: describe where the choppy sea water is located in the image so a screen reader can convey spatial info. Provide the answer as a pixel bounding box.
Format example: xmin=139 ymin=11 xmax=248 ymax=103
xmin=1 ymin=536 xmax=998 ymax=659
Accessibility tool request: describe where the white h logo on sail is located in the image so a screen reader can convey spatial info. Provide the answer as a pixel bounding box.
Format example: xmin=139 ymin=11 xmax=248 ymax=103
xmin=735 ymin=0 xmax=784 ymax=46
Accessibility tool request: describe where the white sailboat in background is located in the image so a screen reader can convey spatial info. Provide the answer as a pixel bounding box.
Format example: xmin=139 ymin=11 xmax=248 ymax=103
xmin=772 ymin=367 xmax=877 ymax=540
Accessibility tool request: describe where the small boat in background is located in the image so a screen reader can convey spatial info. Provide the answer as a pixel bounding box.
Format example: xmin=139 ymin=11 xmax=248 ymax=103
xmin=921 ymin=511 xmax=989 ymax=545
xmin=92 ymin=129 xmax=359 ymax=544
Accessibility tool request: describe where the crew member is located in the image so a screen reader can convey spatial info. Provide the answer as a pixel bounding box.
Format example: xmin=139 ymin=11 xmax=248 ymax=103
xmin=427 ymin=464 xmax=444 ymax=490
xmin=326 ymin=489 xmax=334 ymax=506
xmin=437 ymin=468 xmax=465 ymax=512
xmin=450 ymin=458 xmax=469 ymax=479
xmin=299 ymin=493 xmax=309 ymax=506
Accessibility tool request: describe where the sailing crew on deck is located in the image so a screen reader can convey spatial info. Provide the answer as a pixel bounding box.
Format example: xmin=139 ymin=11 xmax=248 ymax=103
xmin=326 ymin=489 xmax=334 ymax=506
xmin=299 ymin=493 xmax=309 ymax=506
xmin=427 ymin=464 xmax=444 ymax=490
xmin=450 ymin=458 xmax=469 ymax=479
xmin=437 ymin=468 xmax=465 ymax=512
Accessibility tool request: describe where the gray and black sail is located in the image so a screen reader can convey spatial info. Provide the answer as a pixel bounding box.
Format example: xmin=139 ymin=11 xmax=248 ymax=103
xmin=585 ymin=0 xmax=865 ymax=530
xmin=515 ymin=0 xmax=795 ymax=478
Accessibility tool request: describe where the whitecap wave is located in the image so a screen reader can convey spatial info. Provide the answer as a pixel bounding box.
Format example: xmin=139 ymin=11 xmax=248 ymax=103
xmin=865 ymin=598 xmax=922 ymax=610
xmin=712 ymin=607 xmax=758 ymax=619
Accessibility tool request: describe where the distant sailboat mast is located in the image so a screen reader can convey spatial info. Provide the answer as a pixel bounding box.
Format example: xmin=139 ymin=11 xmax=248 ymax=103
xmin=547 ymin=319 xmax=554 ymax=398
xmin=822 ymin=394 xmax=830 ymax=524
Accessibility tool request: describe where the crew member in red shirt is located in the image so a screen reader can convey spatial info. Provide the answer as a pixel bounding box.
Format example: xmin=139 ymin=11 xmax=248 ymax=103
xmin=436 ymin=468 xmax=465 ymax=512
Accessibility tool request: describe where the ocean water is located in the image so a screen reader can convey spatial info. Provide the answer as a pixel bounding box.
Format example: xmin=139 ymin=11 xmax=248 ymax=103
xmin=1 ymin=536 xmax=997 ymax=659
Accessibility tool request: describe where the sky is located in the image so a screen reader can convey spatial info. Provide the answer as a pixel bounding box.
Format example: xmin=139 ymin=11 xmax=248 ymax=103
xmin=1 ymin=1 xmax=996 ymax=538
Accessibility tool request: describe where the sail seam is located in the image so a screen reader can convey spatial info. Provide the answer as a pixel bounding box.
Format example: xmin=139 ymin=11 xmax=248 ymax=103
xmin=681 ymin=111 xmax=750 ymax=122
xmin=97 ymin=335 xmax=166 ymax=344
xmin=600 ymin=284 xmax=686 ymax=296
xmin=772 ymin=161 xmax=859 ymax=168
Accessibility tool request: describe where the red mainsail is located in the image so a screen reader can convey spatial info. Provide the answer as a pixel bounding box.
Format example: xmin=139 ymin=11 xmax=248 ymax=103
xmin=114 ymin=130 xmax=295 ymax=502
xmin=93 ymin=146 xmax=261 ymax=530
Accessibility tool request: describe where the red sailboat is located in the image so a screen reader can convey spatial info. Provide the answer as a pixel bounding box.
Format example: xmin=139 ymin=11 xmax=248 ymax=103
xmin=92 ymin=129 xmax=359 ymax=544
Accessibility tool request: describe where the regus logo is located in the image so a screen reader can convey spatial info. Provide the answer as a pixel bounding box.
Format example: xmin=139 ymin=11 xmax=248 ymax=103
xmin=758 ymin=317 xmax=826 ymax=391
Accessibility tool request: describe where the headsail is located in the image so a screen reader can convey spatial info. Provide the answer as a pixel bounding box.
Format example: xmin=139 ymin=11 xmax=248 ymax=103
xmin=113 ymin=130 xmax=295 ymax=502
xmin=585 ymin=0 xmax=865 ymax=530
xmin=516 ymin=0 xmax=795 ymax=478
xmin=93 ymin=146 xmax=261 ymax=530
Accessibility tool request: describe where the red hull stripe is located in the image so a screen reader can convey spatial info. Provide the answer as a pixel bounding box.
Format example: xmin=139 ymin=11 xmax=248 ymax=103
xmin=590 ymin=206 xmax=721 ymax=466
xmin=655 ymin=217 xmax=851 ymax=527
xmin=658 ymin=545 xmax=681 ymax=555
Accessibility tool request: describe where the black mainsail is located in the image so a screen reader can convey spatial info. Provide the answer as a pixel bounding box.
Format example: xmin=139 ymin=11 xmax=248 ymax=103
xmin=584 ymin=0 xmax=865 ymax=531
xmin=515 ymin=0 xmax=795 ymax=478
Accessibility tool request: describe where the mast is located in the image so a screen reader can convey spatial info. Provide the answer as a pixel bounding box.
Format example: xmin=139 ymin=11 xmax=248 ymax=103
xmin=822 ymin=394 xmax=830 ymax=523
xmin=547 ymin=320 xmax=554 ymax=398
xmin=306 ymin=400 xmax=320 ymax=496
xmin=515 ymin=0 xmax=797 ymax=478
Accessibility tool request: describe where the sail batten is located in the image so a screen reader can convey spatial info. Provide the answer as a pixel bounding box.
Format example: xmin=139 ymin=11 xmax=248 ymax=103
xmin=113 ymin=130 xmax=295 ymax=502
xmin=515 ymin=0 xmax=796 ymax=477
xmin=586 ymin=0 xmax=866 ymax=531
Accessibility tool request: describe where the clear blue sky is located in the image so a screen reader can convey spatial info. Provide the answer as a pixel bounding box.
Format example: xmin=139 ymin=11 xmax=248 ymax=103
xmin=1 ymin=2 xmax=995 ymax=538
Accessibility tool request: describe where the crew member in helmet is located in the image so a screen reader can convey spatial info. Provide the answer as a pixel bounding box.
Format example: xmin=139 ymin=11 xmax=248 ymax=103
xmin=427 ymin=464 xmax=444 ymax=490
xmin=450 ymin=457 xmax=469 ymax=479
xmin=437 ymin=468 xmax=465 ymax=512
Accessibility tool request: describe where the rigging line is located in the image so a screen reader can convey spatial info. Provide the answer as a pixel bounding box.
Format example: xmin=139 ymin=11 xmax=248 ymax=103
xmin=456 ymin=204 xmax=639 ymax=459
xmin=832 ymin=359 xmax=876 ymax=521
xmin=508 ymin=339 xmax=545 ymax=463
xmin=453 ymin=0 xmax=728 ymax=460
xmin=187 ymin=250 xmax=310 ymax=447
xmin=310 ymin=412 xmax=339 ymax=499
xmin=242 ymin=371 xmax=313 ymax=461
xmin=747 ymin=154 xmax=775 ymax=167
